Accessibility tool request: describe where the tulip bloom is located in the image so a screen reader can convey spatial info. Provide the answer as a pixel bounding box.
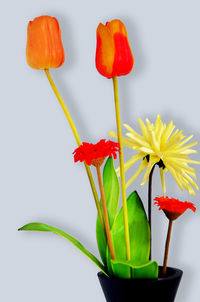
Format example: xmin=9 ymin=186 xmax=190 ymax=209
xmin=26 ymin=15 xmax=65 ymax=69
xmin=96 ymin=19 xmax=134 ymax=78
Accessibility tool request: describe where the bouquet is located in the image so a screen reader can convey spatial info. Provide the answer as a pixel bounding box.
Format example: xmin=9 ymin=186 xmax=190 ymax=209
xmin=19 ymin=15 xmax=199 ymax=300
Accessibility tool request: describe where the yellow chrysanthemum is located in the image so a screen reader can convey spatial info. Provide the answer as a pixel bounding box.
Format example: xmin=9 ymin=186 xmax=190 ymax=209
xmin=109 ymin=114 xmax=200 ymax=195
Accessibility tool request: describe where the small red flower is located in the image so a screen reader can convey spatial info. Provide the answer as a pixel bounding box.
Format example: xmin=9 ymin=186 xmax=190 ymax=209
xmin=73 ymin=139 xmax=120 ymax=166
xmin=154 ymin=196 xmax=196 ymax=220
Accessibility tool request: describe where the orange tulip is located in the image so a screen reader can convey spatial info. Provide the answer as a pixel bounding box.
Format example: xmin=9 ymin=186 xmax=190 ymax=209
xmin=26 ymin=15 xmax=65 ymax=70
xmin=95 ymin=19 xmax=134 ymax=79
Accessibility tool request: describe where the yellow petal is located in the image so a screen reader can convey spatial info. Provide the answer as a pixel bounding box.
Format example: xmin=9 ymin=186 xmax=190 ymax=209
xmin=155 ymin=118 xmax=164 ymax=145
xmin=161 ymin=121 xmax=175 ymax=146
xmin=108 ymin=131 xmax=134 ymax=148
xmin=165 ymin=157 xmax=196 ymax=177
xmin=155 ymin=114 xmax=161 ymax=133
xmin=141 ymin=156 xmax=159 ymax=185
xmin=166 ymin=157 xmax=198 ymax=190
xmin=174 ymin=134 xmax=194 ymax=149
xmin=181 ymin=172 xmax=199 ymax=190
xmin=160 ymin=168 xmax=166 ymax=194
xmin=123 ymin=124 xmax=144 ymax=141
xmin=167 ymin=158 xmax=198 ymax=191
xmin=180 ymin=149 xmax=198 ymax=155
xmin=116 ymin=153 xmax=144 ymax=175
xmin=180 ymin=176 xmax=196 ymax=195
xmin=125 ymin=132 xmax=149 ymax=148
xmin=138 ymin=118 xmax=150 ymax=141
xmin=150 ymin=129 xmax=161 ymax=154
xmin=146 ymin=118 xmax=153 ymax=131
xmin=164 ymin=152 xmax=189 ymax=159
xmin=138 ymin=147 xmax=155 ymax=154
xmin=164 ymin=160 xmax=183 ymax=191
xmin=126 ymin=159 xmax=148 ymax=188
xmin=176 ymin=142 xmax=198 ymax=153
xmin=166 ymin=130 xmax=184 ymax=149
xmin=108 ymin=131 xmax=117 ymax=139
xmin=177 ymin=159 xmax=200 ymax=165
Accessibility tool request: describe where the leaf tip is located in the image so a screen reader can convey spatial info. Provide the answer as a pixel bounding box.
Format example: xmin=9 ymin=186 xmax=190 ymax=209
xmin=18 ymin=227 xmax=23 ymax=231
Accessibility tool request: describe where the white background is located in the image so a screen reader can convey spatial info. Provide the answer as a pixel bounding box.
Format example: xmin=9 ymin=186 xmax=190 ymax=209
xmin=1 ymin=0 xmax=200 ymax=301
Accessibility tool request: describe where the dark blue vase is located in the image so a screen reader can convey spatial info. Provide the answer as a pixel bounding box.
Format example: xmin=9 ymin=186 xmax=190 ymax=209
xmin=98 ymin=266 xmax=183 ymax=302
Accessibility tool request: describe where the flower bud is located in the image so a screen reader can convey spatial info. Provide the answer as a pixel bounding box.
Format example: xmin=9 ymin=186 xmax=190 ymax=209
xmin=26 ymin=15 xmax=65 ymax=70
xmin=95 ymin=19 xmax=134 ymax=78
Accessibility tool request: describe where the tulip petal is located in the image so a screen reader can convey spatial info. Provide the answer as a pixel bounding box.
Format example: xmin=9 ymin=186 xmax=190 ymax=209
xmin=95 ymin=23 xmax=115 ymax=78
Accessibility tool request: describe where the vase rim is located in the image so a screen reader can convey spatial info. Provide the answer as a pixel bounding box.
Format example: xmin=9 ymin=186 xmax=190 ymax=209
xmin=97 ymin=266 xmax=183 ymax=282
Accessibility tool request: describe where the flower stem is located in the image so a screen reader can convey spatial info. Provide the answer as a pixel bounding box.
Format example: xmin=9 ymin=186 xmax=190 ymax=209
xmin=148 ymin=164 xmax=156 ymax=260
xmin=96 ymin=165 xmax=115 ymax=260
xmin=112 ymin=76 xmax=130 ymax=260
xmin=44 ymin=69 xmax=105 ymax=238
xmin=162 ymin=219 xmax=173 ymax=276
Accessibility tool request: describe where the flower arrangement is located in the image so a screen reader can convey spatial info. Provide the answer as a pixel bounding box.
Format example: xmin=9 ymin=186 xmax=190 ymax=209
xmin=19 ymin=15 xmax=199 ymax=298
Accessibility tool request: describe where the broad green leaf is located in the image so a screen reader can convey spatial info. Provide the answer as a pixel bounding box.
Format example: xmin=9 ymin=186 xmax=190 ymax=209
xmin=107 ymin=191 xmax=150 ymax=278
xmin=111 ymin=259 xmax=158 ymax=279
xmin=96 ymin=157 xmax=120 ymax=266
xmin=19 ymin=222 xmax=108 ymax=276
xmin=103 ymin=157 xmax=120 ymax=223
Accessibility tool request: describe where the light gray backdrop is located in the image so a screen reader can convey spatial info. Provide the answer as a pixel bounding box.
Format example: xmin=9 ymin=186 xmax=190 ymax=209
xmin=1 ymin=0 xmax=200 ymax=301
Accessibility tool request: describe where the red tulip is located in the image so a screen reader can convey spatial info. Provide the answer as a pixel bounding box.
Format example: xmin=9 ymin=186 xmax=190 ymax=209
xmin=95 ymin=19 xmax=134 ymax=78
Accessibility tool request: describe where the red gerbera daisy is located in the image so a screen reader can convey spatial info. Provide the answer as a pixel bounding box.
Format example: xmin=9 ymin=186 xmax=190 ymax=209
xmin=73 ymin=139 xmax=120 ymax=166
xmin=154 ymin=196 xmax=196 ymax=220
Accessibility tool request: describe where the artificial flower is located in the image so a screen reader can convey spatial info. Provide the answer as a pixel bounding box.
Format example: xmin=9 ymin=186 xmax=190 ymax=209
xmin=26 ymin=15 xmax=65 ymax=69
xmin=73 ymin=139 xmax=120 ymax=166
xmin=95 ymin=19 xmax=134 ymax=78
xmin=154 ymin=196 xmax=196 ymax=214
xmin=155 ymin=196 xmax=196 ymax=276
xmin=109 ymin=114 xmax=200 ymax=195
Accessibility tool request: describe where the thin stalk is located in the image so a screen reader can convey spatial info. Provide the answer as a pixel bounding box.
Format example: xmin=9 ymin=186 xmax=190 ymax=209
xmin=44 ymin=69 xmax=105 ymax=238
xmin=162 ymin=220 xmax=173 ymax=276
xmin=112 ymin=76 xmax=130 ymax=260
xmin=148 ymin=164 xmax=156 ymax=260
xmin=96 ymin=165 xmax=115 ymax=260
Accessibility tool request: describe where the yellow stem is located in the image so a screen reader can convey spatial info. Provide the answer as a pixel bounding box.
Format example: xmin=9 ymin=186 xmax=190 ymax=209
xmin=96 ymin=165 xmax=115 ymax=260
xmin=112 ymin=76 xmax=131 ymax=260
xmin=44 ymin=69 xmax=105 ymax=237
xmin=44 ymin=69 xmax=81 ymax=145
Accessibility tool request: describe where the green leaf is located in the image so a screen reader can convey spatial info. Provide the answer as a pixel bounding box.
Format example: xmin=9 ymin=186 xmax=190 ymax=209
xmin=111 ymin=259 xmax=158 ymax=279
xmin=19 ymin=222 xmax=108 ymax=276
xmin=108 ymin=191 xmax=150 ymax=278
xmin=96 ymin=157 xmax=120 ymax=266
